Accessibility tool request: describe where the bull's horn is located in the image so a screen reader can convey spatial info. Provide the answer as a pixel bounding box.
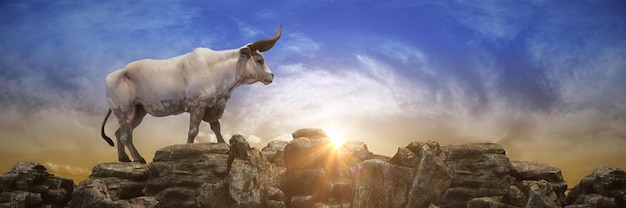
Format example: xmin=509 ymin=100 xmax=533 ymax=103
xmin=249 ymin=25 xmax=282 ymax=52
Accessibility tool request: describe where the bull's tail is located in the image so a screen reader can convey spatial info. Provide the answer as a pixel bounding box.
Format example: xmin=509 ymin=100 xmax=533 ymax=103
xmin=101 ymin=109 xmax=115 ymax=146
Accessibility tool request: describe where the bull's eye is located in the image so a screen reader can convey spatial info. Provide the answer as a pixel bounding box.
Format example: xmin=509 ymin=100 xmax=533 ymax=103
xmin=257 ymin=59 xmax=264 ymax=65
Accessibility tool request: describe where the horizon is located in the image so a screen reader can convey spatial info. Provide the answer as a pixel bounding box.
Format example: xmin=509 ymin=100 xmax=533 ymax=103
xmin=1 ymin=0 xmax=625 ymax=186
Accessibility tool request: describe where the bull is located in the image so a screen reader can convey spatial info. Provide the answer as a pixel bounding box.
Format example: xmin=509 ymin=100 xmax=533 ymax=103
xmin=100 ymin=25 xmax=282 ymax=163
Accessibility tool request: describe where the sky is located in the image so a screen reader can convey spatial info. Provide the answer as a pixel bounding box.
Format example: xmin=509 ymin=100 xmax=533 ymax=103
xmin=1 ymin=0 xmax=625 ymax=185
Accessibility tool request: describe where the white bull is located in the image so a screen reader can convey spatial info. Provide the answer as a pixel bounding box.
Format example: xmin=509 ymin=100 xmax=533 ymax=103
xmin=100 ymin=25 xmax=282 ymax=163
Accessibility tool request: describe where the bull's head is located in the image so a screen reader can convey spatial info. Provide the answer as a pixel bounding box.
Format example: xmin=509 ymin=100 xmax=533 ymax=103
xmin=239 ymin=25 xmax=282 ymax=85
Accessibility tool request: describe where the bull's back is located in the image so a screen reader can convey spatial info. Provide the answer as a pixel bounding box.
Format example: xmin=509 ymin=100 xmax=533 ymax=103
xmin=106 ymin=57 xmax=188 ymax=112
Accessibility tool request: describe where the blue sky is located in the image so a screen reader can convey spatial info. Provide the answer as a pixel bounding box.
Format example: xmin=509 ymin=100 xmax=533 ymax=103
xmin=1 ymin=0 xmax=625 ymax=182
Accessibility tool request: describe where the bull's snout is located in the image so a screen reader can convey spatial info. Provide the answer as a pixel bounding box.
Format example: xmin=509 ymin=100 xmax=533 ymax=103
xmin=262 ymin=73 xmax=274 ymax=85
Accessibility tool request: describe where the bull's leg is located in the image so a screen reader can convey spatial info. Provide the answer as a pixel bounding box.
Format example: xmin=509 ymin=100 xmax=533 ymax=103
xmin=128 ymin=108 xmax=147 ymax=163
xmin=114 ymin=129 xmax=131 ymax=162
xmin=187 ymin=108 xmax=205 ymax=143
xmin=210 ymin=121 xmax=226 ymax=143
xmin=118 ymin=109 xmax=146 ymax=163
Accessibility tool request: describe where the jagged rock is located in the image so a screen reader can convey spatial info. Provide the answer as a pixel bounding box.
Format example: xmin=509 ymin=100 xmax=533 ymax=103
xmin=196 ymin=181 xmax=233 ymax=207
xmin=70 ymin=162 xmax=155 ymax=208
xmin=565 ymin=166 xmax=626 ymax=208
xmin=70 ymin=179 xmax=158 ymax=208
xmin=7 ymin=129 xmax=626 ymax=208
xmin=503 ymin=185 xmax=526 ymax=207
xmin=440 ymin=143 xmax=515 ymax=208
xmin=148 ymin=142 xmax=234 ymax=208
xmin=390 ymin=147 xmax=418 ymax=167
xmin=91 ymin=162 xmax=150 ymax=181
xmin=406 ymin=141 xmax=452 ymax=208
xmin=511 ymin=161 xmax=568 ymax=204
xmin=519 ymin=180 xmax=560 ymax=208
xmin=467 ymin=196 xmax=518 ymax=208
xmin=229 ymin=159 xmax=262 ymax=207
xmin=152 ymin=142 xmax=230 ymax=162
xmin=230 ymin=135 xmax=251 ymax=161
xmin=0 ymin=162 xmax=74 ymax=208
xmin=262 ymin=141 xmax=289 ymax=167
xmin=353 ymin=159 xmax=414 ymax=207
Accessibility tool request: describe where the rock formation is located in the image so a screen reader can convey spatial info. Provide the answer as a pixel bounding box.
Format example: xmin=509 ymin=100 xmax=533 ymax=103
xmin=564 ymin=167 xmax=625 ymax=208
xmin=1 ymin=128 xmax=624 ymax=208
xmin=0 ymin=161 xmax=74 ymax=208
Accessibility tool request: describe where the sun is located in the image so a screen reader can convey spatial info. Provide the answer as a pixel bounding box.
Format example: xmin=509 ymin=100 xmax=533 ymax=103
xmin=331 ymin=137 xmax=345 ymax=149
xmin=324 ymin=128 xmax=347 ymax=149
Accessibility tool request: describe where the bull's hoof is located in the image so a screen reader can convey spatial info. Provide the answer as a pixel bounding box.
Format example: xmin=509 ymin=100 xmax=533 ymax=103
xmin=119 ymin=156 xmax=132 ymax=163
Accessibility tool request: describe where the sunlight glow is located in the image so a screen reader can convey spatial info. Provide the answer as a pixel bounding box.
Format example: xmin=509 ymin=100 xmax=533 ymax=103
xmin=324 ymin=127 xmax=347 ymax=149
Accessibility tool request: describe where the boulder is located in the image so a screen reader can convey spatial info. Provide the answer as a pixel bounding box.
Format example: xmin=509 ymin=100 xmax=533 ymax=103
xmin=70 ymin=179 xmax=158 ymax=208
xmin=262 ymin=141 xmax=289 ymax=167
xmin=291 ymin=128 xmax=329 ymax=140
xmin=0 ymin=162 xmax=74 ymax=208
xmin=229 ymin=159 xmax=262 ymax=207
xmin=519 ymin=180 xmax=560 ymax=208
xmin=284 ymin=137 xmax=333 ymax=171
xmin=145 ymin=142 xmax=231 ymax=207
xmin=352 ymin=159 xmax=414 ymax=207
xmin=511 ymin=161 xmax=567 ymax=203
xmin=565 ymin=166 xmax=626 ymax=208
xmin=405 ymin=141 xmax=452 ymax=208
xmin=70 ymin=162 xmax=156 ymax=208
xmin=335 ymin=141 xmax=373 ymax=179
xmin=440 ymin=143 xmax=515 ymax=208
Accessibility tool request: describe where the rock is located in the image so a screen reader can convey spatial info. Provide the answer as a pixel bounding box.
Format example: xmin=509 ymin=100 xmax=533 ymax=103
xmin=390 ymin=147 xmax=418 ymax=167
xmin=0 ymin=162 xmax=74 ymax=208
xmin=565 ymin=166 xmax=626 ymax=208
xmin=283 ymin=168 xmax=326 ymax=197
xmin=467 ymin=196 xmax=518 ymax=208
xmin=511 ymin=161 xmax=567 ymax=203
xmin=229 ymin=159 xmax=262 ymax=207
xmin=230 ymin=135 xmax=251 ymax=161
xmin=9 ymin=131 xmax=625 ymax=208
xmin=91 ymin=162 xmax=150 ymax=181
xmin=152 ymin=142 xmax=230 ymax=162
xmin=290 ymin=195 xmax=316 ymax=207
xmin=406 ymin=141 xmax=452 ymax=208
xmin=440 ymin=143 xmax=515 ymax=208
xmin=262 ymin=141 xmax=289 ymax=167
xmin=70 ymin=162 xmax=155 ymax=208
xmin=503 ymin=185 xmax=526 ymax=207
xmin=353 ymin=159 xmax=414 ymax=207
xmin=292 ymin=128 xmax=329 ymax=140
xmin=69 ymin=179 xmax=158 ymax=208
xmin=284 ymin=137 xmax=333 ymax=171
xmin=196 ymin=181 xmax=232 ymax=208
xmin=519 ymin=180 xmax=560 ymax=208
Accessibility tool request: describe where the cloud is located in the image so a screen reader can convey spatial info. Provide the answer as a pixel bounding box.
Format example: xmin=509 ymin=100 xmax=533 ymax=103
xmin=450 ymin=0 xmax=534 ymax=42
xmin=282 ymin=33 xmax=321 ymax=58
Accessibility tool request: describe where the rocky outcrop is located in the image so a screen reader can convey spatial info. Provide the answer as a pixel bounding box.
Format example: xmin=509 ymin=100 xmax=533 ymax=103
xmin=564 ymin=167 xmax=626 ymax=208
xmin=69 ymin=162 xmax=157 ymax=208
xmin=0 ymin=161 xmax=74 ymax=208
xmin=511 ymin=161 xmax=568 ymax=204
xmin=69 ymin=137 xmax=286 ymax=208
xmin=439 ymin=143 xmax=516 ymax=208
xmin=2 ymin=128 xmax=624 ymax=208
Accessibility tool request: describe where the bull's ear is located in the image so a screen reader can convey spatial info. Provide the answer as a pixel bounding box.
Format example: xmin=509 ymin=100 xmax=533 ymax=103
xmin=239 ymin=46 xmax=252 ymax=58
